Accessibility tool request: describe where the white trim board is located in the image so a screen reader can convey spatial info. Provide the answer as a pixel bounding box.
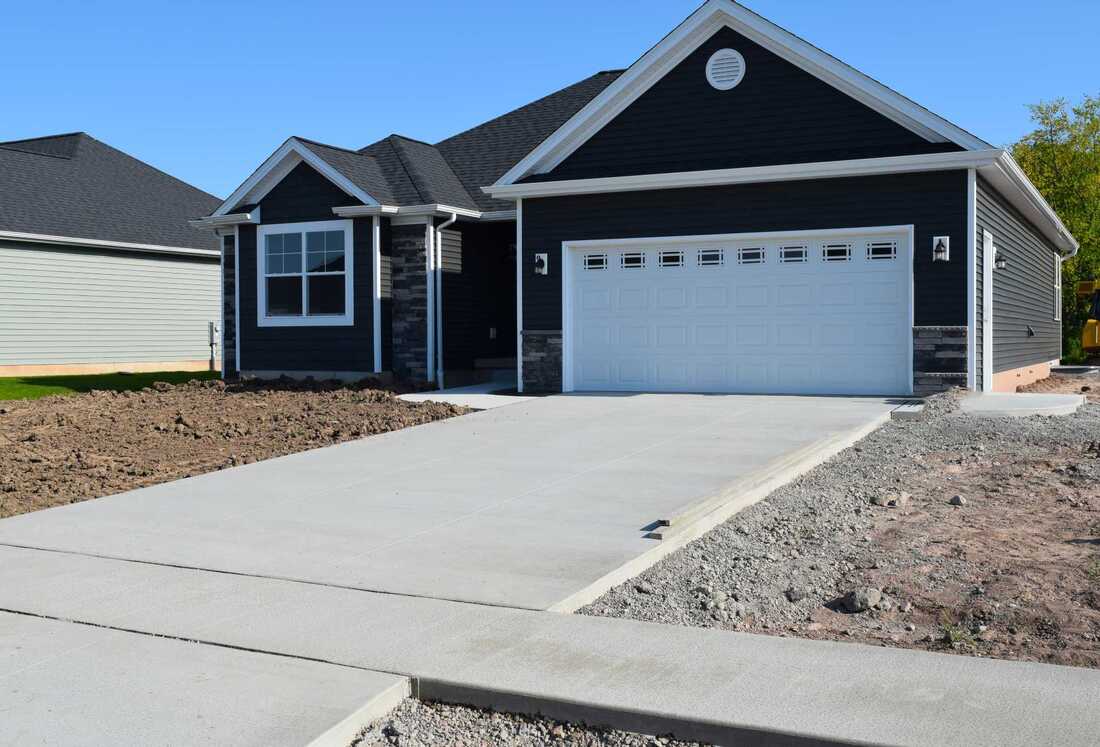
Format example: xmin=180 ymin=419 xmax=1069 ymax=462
xmin=486 ymin=149 xmax=1077 ymax=256
xmin=561 ymin=225 xmax=915 ymax=396
xmin=494 ymin=0 xmax=987 ymax=187
xmin=0 ymin=230 xmax=218 ymax=259
xmin=212 ymin=138 xmax=380 ymax=218
xmin=966 ymin=169 xmax=977 ymax=391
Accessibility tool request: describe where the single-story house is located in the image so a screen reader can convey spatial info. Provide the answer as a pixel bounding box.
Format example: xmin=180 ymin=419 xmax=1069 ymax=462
xmin=195 ymin=0 xmax=1077 ymax=396
xmin=0 ymin=132 xmax=223 ymax=376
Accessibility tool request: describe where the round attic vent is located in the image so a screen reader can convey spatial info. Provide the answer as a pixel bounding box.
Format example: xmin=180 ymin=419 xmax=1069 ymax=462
xmin=706 ymin=48 xmax=746 ymax=91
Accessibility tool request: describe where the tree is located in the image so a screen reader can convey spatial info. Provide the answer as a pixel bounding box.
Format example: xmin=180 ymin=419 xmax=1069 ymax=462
xmin=1012 ymin=95 xmax=1100 ymax=361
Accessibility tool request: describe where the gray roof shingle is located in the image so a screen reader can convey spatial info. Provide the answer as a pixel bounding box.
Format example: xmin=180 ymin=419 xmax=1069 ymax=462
xmin=0 ymin=133 xmax=220 ymax=251
xmin=436 ymin=71 xmax=624 ymax=211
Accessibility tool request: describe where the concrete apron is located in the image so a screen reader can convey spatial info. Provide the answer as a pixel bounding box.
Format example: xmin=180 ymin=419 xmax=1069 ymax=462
xmin=1 ymin=546 xmax=1098 ymax=747
xmin=0 ymin=393 xmax=898 ymax=611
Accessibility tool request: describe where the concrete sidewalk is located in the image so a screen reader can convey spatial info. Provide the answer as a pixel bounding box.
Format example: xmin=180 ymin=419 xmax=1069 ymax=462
xmin=0 ymin=610 xmax=409 ymax=747
xmin=0 ymin=393 xmax=895 ymax=610
xmin=2 ymin=546 xmax=1097 ymax=747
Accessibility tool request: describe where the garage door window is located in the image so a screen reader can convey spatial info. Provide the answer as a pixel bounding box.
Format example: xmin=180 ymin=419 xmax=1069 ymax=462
xmin=621 ymin=252 xmax=646 ymax=270
xmin=698 ymin=249 xmax=725 ymax=267
xmin=257 ymin=219 xmax=354 ymax=327
xmin=584 ymin=253 xmax=608 ymax=271
xmin=779 ymin=245 xmax=808 ymax=263
xmin=737 ymin=247 xmax=765 ymax=264
xmin=867 ymin=240 xmax=897 ymax=261
xmin=658 ymin=251 xmax=684 ymax=268
xmin=822 ymin=243 xmax=852 ymax=262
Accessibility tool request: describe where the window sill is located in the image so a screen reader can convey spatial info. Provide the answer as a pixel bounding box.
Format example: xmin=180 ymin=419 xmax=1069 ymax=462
xmin=257 ymin=314 xmax=355 ymax=328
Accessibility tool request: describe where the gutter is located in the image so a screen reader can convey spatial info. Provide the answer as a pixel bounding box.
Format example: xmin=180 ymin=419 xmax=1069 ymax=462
xmin=333 ymin=204 xmax=481 ymax=220
xmin=0 ymin=230 xmax=218 ymax=259
xmin=189 ymin=211 xmax=259 ymax=231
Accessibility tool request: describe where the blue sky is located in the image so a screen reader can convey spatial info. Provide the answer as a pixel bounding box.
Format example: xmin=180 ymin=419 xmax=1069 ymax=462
xmin=3 ymin=0 xmax=1096 ymax=198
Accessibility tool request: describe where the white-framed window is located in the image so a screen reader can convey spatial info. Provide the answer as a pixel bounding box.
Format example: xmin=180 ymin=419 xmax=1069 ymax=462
xmin=737 ymin=247 xmax=765 ymax=265
xmin=658 ymin=250 xmax=684 ymax=268
xmin=257 ymin=219 xmax=354 ymax=327
xmin=779 ymin=245 xmax=808 ymax=263
xmin=1054 ymin=255 xmax=1062 ymax=321
xmin=621 ymin=252 xmax=646 ymax=270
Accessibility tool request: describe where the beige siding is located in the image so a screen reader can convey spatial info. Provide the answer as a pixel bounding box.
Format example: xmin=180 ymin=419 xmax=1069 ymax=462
xmin=0 ymin=241 xmax=220 ymax=365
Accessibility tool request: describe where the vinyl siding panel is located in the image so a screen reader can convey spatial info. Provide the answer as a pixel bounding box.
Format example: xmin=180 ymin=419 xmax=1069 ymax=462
xmin=976 ymin=177 xmax=1061 ymax=372
xmin=522 ymin=171 xmax=968 ymax=330
xmin=974 ymin=217 xmax=984 ymax=390
xmin=535 ymin=26 xmax=959 ymax=182
xmin=0 ymin=241 xmax=219 ymax=364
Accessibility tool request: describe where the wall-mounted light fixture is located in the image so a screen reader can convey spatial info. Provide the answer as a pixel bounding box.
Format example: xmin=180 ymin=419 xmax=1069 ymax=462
xmin=994 ymin=248 xmax=1007 ymax=270
xmin=534 ymin=253 xmax=549 ymax=275
xmin=932 ymin=236 xmax=950 ymax=263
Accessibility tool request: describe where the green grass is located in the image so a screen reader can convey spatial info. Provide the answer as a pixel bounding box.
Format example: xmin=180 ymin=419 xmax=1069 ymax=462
xmin=0 ymin=370 xmax=220 ymax=401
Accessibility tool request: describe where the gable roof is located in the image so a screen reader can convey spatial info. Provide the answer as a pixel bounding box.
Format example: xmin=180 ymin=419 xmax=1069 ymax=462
xmin=495 ymin=0 xmax=988 ymax=187
xmin=0 ymin=133 xmax=220 ymax=254
xmin=207 ymin=70 xmax=623 ymax=219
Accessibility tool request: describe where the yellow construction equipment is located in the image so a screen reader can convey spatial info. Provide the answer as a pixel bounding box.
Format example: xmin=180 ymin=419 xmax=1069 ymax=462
xmin=1079 ymin=281 xmax=1100 ymax=352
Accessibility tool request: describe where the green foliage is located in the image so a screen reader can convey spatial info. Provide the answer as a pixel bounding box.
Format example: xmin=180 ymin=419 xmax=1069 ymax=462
xmin=1012 ymin=95 xmax=1100 ymax=359
xmin=0 ymin=370 xmax=219 ymax=401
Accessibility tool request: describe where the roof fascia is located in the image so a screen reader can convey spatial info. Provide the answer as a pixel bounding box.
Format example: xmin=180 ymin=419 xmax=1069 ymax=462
xmin=0 ymin=230 xmax=218 ymax=258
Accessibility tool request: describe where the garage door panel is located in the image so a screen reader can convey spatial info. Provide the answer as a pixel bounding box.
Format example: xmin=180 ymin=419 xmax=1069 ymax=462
xmin=569 ymin=231 xmax=911 ymax=395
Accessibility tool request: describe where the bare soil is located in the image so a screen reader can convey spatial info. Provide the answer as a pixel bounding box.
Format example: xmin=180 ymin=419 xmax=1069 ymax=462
xmin=0 ymin=378 xmax=469 ymax=519
xmin=585 ymin=383 xmax=1100 ymax=670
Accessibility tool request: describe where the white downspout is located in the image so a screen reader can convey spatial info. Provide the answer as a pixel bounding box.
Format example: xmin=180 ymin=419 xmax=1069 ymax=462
xmin=435 ymin=213 xmax=458 ymax=388
xmin=425 ymin=219 xmax=435 ymax=383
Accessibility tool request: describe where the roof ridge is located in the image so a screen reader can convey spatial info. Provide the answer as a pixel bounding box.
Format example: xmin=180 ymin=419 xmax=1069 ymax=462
xmin=0 ymin=131 xmax=87 ymax=159
xmin=292 ymin=136 xmax=371 ymax=157
xmin=387 ymin=133 xmax=438 ymax=148
xmin=387 ymin=138 xmax=428 ymax=203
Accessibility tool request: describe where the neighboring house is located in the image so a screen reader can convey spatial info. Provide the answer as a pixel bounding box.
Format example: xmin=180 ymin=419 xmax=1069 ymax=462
xmin=196 ymin=0 xmax=1077 ymax=396
xmin=0 ymin=132 xmax=222 ymax=376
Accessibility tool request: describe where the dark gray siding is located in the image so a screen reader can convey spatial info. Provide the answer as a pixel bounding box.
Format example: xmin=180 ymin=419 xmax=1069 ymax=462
xmin=534 ymin=26 xmax=958 ymax=183
xmin=440 ymin=229 xmax=474 ymax=371
xmin=237 ymin=163 xmax=374 ymax=373
xmin=976 ymin=177 xmax=1061 ymax=372
xmin=522 ymin=170 xmax=968 ymax=330
xmin=222 ymin=233 xmax=237 ymax=377
xmin=380 ymin=218 xmax=393 ymax=371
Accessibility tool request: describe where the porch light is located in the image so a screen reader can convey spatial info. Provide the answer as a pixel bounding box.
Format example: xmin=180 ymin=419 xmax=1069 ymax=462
xmin=932 ymin=236 xmax=950 ymax=263
xmin=995 ymin=249 xmax=1007 ymax=270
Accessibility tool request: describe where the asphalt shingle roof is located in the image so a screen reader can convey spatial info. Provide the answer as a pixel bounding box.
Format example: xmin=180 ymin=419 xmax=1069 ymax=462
xmin=436 ymin=71 xmax=624 ymax=212
xmin=271 ymin=71 xmax=624 ymax=215
xmin=0 ymin=133 xmax=220 ymax=251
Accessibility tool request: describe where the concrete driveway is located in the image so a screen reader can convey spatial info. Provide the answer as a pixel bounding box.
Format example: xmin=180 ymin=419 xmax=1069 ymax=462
xmin=0 ymin=393 xmax=894 ymax=610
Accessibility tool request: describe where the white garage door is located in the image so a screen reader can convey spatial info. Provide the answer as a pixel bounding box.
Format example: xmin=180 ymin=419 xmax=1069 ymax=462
xmin=565 ymin=227 xmax=912 ymax=395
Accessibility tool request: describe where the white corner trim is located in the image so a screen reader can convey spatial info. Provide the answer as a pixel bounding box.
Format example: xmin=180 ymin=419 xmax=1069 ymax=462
xmin=425 ymin=218 xmax=435 ymax=382
xmin=255 ymin=218 xmax=355 ymax=328
xmin=372 ymin=215 xmax=382 ymax=373
xmin=966 ymin=168 xmax=977 ymax=391
xmin=494 ymin=0 xmax=988 ymax=187
xmin=516 ymin=199 xmax=524 ymax=393
xmin=0 ymin=230 xmax=219 ymax=258
xmin=212 ymin=138 xmax=380 ymax=218
xmin=488 ymin=150 xmax=1003 ymax=200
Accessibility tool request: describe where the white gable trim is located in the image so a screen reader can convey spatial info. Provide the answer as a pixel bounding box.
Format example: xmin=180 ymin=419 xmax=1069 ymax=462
xmin=211 ymin=138 xmax=379 ymax=217
xmin=494 ymin=0 xmax=988 ymax=187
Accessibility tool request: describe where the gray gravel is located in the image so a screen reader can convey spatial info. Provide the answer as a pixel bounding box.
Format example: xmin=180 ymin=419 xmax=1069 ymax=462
xmin=353 ymin=699 xmax=706 ymax=746
xmin=580 ymin=391 xmax=1100 ymax=632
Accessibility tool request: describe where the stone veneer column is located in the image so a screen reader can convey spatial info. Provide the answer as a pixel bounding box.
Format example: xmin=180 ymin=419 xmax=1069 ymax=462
xmin=913 ymin=326 xmax=968 ymax=396
xmin=390 ymin=224 xmax=428 ymax=381
xmin=522 ymin=330 xmax=563 ymax=393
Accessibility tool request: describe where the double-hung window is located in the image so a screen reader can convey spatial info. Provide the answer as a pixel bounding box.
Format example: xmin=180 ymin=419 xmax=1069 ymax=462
xmin=257 ymin=219 xmax=354 ymax=326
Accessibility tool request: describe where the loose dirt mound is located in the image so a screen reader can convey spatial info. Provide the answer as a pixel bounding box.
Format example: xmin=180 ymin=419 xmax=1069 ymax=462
xmin=0 ymin=378 xmax=469 ymax=519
